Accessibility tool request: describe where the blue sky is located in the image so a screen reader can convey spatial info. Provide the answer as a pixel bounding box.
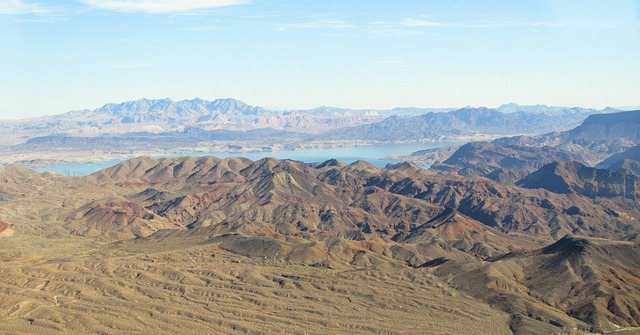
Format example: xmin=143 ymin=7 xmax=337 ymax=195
xmin=0 ymin=0 xmax=638 ymax=118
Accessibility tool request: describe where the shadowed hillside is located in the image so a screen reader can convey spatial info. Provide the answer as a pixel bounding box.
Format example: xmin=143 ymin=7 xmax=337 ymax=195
xmin=429 ymin=235 xmax=640 ymax=334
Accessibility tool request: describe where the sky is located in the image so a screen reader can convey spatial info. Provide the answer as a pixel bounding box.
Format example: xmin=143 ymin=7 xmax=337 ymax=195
xmin=0 ymin=0 xmax=638 ymax=119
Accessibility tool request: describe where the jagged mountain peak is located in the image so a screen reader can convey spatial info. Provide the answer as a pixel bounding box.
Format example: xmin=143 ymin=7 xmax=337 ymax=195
xmin=204 ymin=98 xmax=263 ymax=114
xmin=60 ymin=97 xmax=268 ymax=127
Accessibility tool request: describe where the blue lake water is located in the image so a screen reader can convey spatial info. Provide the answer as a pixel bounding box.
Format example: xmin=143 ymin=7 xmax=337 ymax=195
xmin=34 ymin=141 xmax=464 ymax=176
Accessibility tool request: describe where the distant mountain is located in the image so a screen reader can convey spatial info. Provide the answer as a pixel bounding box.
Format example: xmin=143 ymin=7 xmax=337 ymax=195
xmin=83 ymin=97 xmax=266 ymax=122
xmin=517 ymin=160 xmax=638 ymax=199
xmin=0 ymin=98 xmax=390 ymax=145
xmin=321 ymin=107 xmax=607 ymax=142
xmin=495 ymin=110 xmax=640 ymax=165
xmin=1 ymin=99 xmax=616 ymax=168
xmin=429 ymin=141 xmax=581 ymax=184
xmin=497 ymin=103 xmax=619 ymax=115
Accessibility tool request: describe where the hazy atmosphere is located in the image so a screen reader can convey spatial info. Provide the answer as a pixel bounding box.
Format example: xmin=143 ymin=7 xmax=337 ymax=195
xmin=1 ymin=0 xmax=638 ymax=118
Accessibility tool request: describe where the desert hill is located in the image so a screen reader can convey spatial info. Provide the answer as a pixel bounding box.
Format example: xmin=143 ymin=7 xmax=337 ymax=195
xmin=429 ymin=141 xmax=580 ymax=184
xmin=429 ymin=235 xmax=640 ymax=333
xmin=1 ymin=157 xmax=639 ymax=334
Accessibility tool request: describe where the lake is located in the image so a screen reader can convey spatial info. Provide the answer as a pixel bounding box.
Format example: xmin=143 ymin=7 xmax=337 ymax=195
xmin=34 ymin=141 xmax=463 ymax=176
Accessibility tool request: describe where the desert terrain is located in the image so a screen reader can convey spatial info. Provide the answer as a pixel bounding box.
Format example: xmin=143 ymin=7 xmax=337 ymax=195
xmin=1 ymin=148 xmax=639 ymax=334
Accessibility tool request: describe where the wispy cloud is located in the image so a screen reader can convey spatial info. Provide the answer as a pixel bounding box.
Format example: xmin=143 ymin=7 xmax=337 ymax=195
xmin=453 ymin=19 xmax=567 ymax=28
xmin=367 ymin=17 xmax=572 ymax=37
xmin=369 ymin=60 xmax=403 ymax=65
xmin=366 ymin=20 xmax=433 ymax=37
xmin=400 ymin=17 xmax=566 ymax=29
xmin=0 ymin=0 xmax=51 ymax=15
xmin=79 ymin=0 xmax=248 ymax=14
xmin=106 ymin=62 xmax=152 ymax=69
xmin=275 ymin=18 xmax=354 ymax=31
xmin=402 ymin=18 xmax=443 ymax=27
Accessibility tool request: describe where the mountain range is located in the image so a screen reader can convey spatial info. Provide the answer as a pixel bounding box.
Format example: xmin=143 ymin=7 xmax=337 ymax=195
xmin=494 ymin=110 xmax=640 ymax=165
xmin=1 ymin=100 xmax=639 ymax=334
xmin=321 ymin=106 xmax=609 ymax=142
xmin=2 ymin=133 xmax=640 ymax=333
xmin=400 ymin=109 xmax=640 ymax=185
xmin=0 ymin=98 xmax=616 ymax=167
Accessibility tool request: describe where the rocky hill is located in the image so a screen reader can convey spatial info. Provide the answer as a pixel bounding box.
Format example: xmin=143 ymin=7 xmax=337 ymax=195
xmin=431 ymin=235 xmax=640 ymax=334
xmin=429 ymin=141 xmax=580 ymax=184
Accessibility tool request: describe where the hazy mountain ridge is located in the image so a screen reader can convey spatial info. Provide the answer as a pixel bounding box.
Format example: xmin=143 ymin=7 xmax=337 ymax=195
xmin=0 ymin=98 xmax=403 ymax=144
xmin=597 ymin=145 xmax=640 ymax=169
xmin=494 ymin=110 xmax=640 ymax=166
xmin=0 ymin=100 xmax=612 ymax=165
xmin=397 ymin=110 xmax=640 ymax=182
xmin=321 ymin=106 xmax=609 ymax=142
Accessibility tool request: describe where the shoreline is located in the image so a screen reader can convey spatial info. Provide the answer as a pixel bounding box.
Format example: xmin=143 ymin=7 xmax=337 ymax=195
xmin=1 ymin=138 xmax=476 ymax=169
